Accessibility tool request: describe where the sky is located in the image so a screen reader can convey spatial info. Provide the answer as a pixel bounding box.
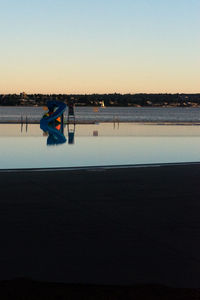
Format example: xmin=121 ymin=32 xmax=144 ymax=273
xmin=0 ymin=0 xmax=199 ymax=94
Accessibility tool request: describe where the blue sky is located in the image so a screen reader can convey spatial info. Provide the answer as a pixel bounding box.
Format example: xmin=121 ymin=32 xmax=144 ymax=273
xmin=0 ymin=0 xmax=199 ymax=93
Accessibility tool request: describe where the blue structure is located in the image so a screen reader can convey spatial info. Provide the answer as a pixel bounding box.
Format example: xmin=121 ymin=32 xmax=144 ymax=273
xmin=40 ymin=100 xmax=67 ymax=145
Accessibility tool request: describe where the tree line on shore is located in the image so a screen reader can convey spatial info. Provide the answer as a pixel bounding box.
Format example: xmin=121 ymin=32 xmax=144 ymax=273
xmin=0 ymin=93 xmax=200 ymax=107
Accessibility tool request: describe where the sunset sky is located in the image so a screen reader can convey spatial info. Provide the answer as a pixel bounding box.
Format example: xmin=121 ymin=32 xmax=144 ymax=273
xmin=0 ymin=0 xmax=199 ymax=94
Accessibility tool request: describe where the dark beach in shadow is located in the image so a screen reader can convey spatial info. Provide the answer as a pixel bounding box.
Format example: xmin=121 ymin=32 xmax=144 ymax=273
xmin=0 ymin=164 xmax=200 ymax=299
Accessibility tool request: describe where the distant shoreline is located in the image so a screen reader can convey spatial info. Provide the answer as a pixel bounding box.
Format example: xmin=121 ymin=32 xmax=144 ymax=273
xmin=0 ymin=92 xmax=200 ymax=107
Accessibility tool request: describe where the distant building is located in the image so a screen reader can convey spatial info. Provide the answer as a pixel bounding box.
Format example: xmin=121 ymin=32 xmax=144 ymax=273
xmin=20 ymin=92 xmax=27 ymax=99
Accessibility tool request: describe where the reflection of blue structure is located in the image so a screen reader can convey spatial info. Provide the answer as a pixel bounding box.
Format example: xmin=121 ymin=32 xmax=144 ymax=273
xmin=40 ymin=100 xmax=67 ymax=146
xmin=68 ymin=124 xmax=75 ymax=144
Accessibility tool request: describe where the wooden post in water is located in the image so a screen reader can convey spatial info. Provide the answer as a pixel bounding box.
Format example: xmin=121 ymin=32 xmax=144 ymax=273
xmin=26 ymin=116 xmax=28 ymax=132
xmin=21 ymin=115 xmax=23 ymax=132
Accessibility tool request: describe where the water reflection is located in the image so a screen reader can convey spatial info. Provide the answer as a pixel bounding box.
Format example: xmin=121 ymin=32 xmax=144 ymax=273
xmin=67 ymin=124 xmax=75 ymax=144
xmin=21 ymin=116 xmax=29 ymax=133
xmin=40 ymin=100 xmax=67 ymax=145
xmin=1 ymin=123 xmax=200 ymax=169
xmin=93 ymin=130 xmax=98 ymax=137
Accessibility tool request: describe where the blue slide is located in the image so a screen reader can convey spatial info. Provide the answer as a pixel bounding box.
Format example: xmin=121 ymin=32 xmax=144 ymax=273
xmin=40 ymin=100 xmax=67 ymax=145
xmin=40 ymin=100 xmax=66 ymax=126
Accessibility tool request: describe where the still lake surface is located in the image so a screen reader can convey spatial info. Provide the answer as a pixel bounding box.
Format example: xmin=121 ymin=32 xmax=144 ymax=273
xmin=1 ymin=123 xmax=200 ymax=169
xmin=1 ymin=106 xmax=200 ymax=122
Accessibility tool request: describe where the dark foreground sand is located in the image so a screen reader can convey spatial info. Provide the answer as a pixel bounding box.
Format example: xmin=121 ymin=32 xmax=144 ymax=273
xmin=0 ymin=164 xmax=200 ymax=299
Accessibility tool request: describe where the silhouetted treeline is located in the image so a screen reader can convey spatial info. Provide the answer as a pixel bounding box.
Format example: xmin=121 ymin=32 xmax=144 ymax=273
xmin=0 ymin=93 xmax=200 ymax=107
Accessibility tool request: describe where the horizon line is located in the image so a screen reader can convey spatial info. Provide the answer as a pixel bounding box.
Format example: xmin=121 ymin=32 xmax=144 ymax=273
xmin=1 ymin=92 xmax=200 ymax=95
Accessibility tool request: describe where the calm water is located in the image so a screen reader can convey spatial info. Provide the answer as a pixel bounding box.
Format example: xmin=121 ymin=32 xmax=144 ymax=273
xmin=1 ymin=106 xmax=200 ymax=122
xmin=1 ymin=123 xmax=200 ymax=169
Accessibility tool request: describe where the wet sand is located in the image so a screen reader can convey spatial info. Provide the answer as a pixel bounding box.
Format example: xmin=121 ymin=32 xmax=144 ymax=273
xmin=0 ymin=164 xmax=200 ymax=298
